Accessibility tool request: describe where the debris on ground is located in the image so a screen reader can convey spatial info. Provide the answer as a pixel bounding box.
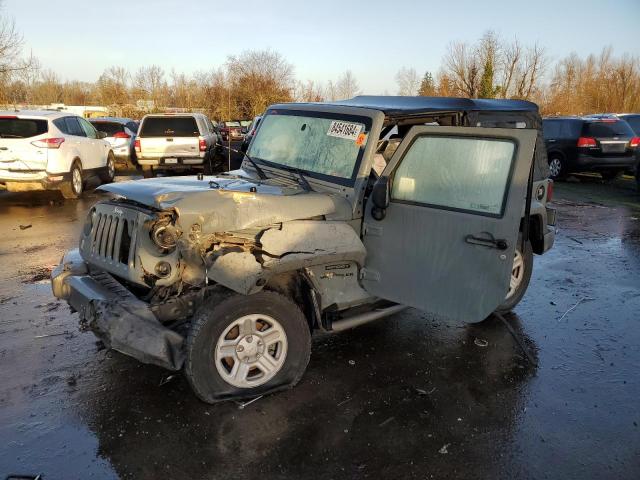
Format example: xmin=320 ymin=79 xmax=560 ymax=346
xmin=34 ymin=331 xmax=68 ymax=339
xmin=237 ymin=395 xmax=263 ymax=409
xmin=19 ymin=224 xmax=33 ymax=230
xmin=159 ymin=374 xmax=177 ymax=386
xmin=348 ymin=360 xmax=356 ymax=366
xmin=439 ymin=444 xmax=450 ymax=454
xmin=474 ymin=338 xmax=489 ymax=348
xmin=378 ymin=416 xmax=395 ymax=427
xmin=558 ymin=297 xmax=595 ymax=322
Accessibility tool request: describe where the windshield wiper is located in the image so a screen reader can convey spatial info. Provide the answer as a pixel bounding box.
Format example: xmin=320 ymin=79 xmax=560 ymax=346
xmin=278 ymin=165 xmax=314 ymax=192
xmin=217 ymin=143 xmax=268 ymax=180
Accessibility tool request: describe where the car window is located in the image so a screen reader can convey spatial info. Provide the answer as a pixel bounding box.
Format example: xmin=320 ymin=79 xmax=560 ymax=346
xmin=0 ymin=118 xmax=48 ymax=138
xmin=391 ymin=135 xmax=516 ymax=216
xmin=126 ymin=121 xmax=139 ymax=133
xmin=582 ymin=121 xmax=635 ymax=138
xmin=542 ymin=120 xmax=560 ymax=138
xmin=64 ymin=117 xmax=86 ymax=137
xmin=78 ymin=118 xmax=98 ymax=139
xmin=139 ymin=117 xmax=199 ymax=137
xmin=249 ymin=113 xmax=369 ymax=180
xmin=90 ymin=122 xmax=123 ymax=136
xmin=620 ymin=116 xmax=640 ymax=135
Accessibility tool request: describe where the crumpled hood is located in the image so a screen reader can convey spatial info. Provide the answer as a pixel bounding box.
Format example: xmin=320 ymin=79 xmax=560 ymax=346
xmin=98 ymin=173 xmax=353 ymax=233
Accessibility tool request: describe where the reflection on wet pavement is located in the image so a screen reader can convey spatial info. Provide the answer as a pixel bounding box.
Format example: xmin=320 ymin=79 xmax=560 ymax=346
xmin=0 ymin=177 xmax=638 ymax=479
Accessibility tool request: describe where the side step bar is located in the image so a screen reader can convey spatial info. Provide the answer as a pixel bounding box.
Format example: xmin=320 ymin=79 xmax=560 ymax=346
xmin=331 ymin=304 xmax=408 ymax=332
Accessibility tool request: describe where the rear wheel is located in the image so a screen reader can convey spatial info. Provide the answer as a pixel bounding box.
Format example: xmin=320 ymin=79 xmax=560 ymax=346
xmin=185 ymin=290 xmax=311 ymax=404
xmin=548 ymin=155 xmax=566 ymax=180
xmin=60 ymin=162 xmax=83 ymax=199
xmin=495 ymin=236 xmax=533 ymax=314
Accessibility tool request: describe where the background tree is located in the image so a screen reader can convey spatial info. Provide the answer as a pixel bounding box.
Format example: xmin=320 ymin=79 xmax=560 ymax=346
xmin=418 ymin=71 xmax=435 ymax=96
xmin=395 ymin=67 xmax=420 ymax=96
xmin=334 ymin=70 xmax=360 ymax=100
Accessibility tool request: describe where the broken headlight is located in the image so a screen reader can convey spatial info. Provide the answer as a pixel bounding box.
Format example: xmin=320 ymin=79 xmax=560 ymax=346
xmin=151 ymin=223 xmax=178 ymax=252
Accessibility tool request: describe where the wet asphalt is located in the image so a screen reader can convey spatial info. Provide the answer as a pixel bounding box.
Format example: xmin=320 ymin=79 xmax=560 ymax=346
xmin=0 ymin=174 xmax=639 ymax=479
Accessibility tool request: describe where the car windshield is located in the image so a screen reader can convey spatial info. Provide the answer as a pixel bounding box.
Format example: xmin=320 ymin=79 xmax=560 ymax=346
xmin=90 ymin=122 xmax=124 ymax=136
xmin=248 ymin=111 xmax=369 ymax=181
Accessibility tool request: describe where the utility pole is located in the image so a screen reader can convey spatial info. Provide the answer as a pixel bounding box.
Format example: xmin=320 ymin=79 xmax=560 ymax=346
xmin=228 ymin=87 xmax=231 ymax=171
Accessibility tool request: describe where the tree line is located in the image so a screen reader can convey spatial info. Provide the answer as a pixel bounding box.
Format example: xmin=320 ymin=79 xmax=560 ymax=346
xmin=1 ymin=9 xmax=639 ymax=120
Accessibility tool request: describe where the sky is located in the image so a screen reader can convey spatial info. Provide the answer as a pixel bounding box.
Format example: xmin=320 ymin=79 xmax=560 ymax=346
xmin=3 ymin=0 xmax=640 ymax=93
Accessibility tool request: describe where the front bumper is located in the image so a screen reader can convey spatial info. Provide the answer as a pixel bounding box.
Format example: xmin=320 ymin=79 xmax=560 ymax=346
xmin=51 ymin=249 xmax=184 ymax=371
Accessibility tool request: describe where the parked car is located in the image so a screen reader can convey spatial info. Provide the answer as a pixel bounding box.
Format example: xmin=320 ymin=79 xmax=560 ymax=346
xmin=616 ymin=113 xmax=640 ymax=190
xmin=134 ymin=113 xmax=222 ymax=177
xmin=52 ymin=96 xmax=555 ymax=403
xmin=218 ymin=121 xmax=244 ymax=141
xmin=240 ymin=115 xmax=262 ymax=153
xmin=0 ymin=110 xmax=115 ymax=199
xmin=542 ymin=115 xmax=639 ymax=180
xmin=89 ymin=117 xmax=139 ymax=169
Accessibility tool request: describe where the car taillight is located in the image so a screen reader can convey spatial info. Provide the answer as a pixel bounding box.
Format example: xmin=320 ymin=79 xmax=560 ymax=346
xmin=134 ymin=139 xmax=141 ymax=152
xmin=113 ymin=131 xmax=131 ymax=139
xmin=630 ymin=137 xmax=640 ymax=148
xmin=31 ymin=137 xmax=65 ymax=149
xmin=547 ymin=180 xmax=553 ymax=202
xmin=577 ymin=137 xmax=597 ymax=148
xmin=199 ymin=138 xmax=206 ymax=152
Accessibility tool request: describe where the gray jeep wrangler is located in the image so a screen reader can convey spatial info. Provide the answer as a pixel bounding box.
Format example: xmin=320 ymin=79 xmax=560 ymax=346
xmin=52 ymin=96 xmax=556 ymax=403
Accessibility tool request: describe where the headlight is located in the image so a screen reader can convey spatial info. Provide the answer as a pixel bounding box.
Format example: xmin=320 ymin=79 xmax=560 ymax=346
xmin=151 ymin=224 xmax=177 ymax=251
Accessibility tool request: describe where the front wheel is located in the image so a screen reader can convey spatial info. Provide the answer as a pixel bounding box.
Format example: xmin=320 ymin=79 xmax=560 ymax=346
xmin=185 ymin=290 xmax=311 ymax=403
xmin=495 ymin=237 xmax=533 ymax=314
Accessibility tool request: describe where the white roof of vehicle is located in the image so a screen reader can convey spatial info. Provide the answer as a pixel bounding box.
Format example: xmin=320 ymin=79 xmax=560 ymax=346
xmin=0 ymin=109 xmax=77 ymax=119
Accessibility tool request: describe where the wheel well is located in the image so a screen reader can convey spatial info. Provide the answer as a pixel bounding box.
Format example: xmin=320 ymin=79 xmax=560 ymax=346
xmin=547 ymin=150 xmax=564 ymax=161
xmin=263 ymin=271 xmax=316 ymax=331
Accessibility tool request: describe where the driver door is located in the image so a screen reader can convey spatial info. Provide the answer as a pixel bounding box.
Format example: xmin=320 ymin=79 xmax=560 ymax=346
xmin=361 ymin=126 xmax=537 ymax=322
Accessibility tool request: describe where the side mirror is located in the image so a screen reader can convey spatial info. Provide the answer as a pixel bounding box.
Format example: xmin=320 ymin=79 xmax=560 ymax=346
xmin=97 ymin=131 xmax=108 ymax=139
xmin=371 ymin=176 xmax=390 ymax=220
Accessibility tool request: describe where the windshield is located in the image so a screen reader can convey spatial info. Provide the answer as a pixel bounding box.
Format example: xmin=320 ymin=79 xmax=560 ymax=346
xmin=248 ymin=111 xmax=370 ymax=183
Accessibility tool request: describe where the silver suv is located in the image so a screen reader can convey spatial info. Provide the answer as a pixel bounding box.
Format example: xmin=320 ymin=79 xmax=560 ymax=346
xmin=52 ymin=96 xmax=556 ymax=403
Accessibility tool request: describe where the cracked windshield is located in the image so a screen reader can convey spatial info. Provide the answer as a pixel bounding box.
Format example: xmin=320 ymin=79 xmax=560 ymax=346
xmin=248 ymin=113 xmax=367 ymax=179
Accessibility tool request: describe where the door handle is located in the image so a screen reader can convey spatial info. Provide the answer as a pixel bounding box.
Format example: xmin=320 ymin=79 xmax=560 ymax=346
xmin=465 ymin=234 xmax=508 ymax=250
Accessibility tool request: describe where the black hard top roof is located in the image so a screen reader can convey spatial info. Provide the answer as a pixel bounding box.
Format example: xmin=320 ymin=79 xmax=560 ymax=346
xmin=323 ymin=95 xmax=539 ymax=116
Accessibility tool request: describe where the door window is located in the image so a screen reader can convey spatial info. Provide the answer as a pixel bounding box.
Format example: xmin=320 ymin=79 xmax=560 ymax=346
xmin=391 ymin=136 xmax=515 ymax=216
xmin=78 ymin=117 xmax=98 ymax=139
xmin=62 ymin=117 xmax=85 ymax=137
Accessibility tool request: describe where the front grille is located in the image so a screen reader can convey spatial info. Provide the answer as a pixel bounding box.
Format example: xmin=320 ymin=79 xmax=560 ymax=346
xmin=80 ymin=203 xmax=151 ymax=285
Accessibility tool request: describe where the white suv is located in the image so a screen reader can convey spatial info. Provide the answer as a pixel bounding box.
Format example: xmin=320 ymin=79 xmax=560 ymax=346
xmin=0 ymin=110 xmax=115 ymax=199
xmin=135 ymin=113 xmax=222 ymax=177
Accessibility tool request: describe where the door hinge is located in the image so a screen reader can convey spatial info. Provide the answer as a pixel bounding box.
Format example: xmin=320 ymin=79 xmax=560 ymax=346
xmin=360 ymin=268 xmax=380 ymax=281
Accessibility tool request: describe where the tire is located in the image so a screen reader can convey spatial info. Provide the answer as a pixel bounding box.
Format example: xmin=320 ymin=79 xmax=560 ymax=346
xmin=185 ymin=290 xmax=312 ymax=404
xmin=99 ymin=151 xmax=116 ymax=184
xmin=495 ymin=236 xmax=533 ymax=314
xmin=141 ymin=165 xmax=154 ymax=178
xmin=60 ymin=161 xmax=83 ymax=199
xmin=601 ymin=170 xmax=622 ymax=181
xmin=548 ymin=155 xmax=566 ymax=180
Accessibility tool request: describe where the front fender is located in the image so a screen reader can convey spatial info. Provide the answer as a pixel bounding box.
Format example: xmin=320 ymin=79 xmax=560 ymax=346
xmin=207 ymin=221 xmax=366 ymax=295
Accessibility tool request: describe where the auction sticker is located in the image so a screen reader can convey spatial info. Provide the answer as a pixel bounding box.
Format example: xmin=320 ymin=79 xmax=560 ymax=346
xmin=327 ymin=121 xmax=363 ymax=141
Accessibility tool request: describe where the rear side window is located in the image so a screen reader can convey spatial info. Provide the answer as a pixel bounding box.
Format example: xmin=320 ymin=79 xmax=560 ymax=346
xmin=621 ymin=116 xmax=640 ymax=135
xmin=392 ymin=136 xmax=516 ymax=216
xmin=140 ymin=117 xmax=199 ymax=137
xmin=91 ymin=122 xmax=124 ymax=136
xmin=126 ymin=121 xmax=139 ymax=133
xmin=58 ymin=117 xmax=85 ymax=137
xmin=542 ymin=120 xmax=560 ymax=138
xmin=0 ymin=118 xmax=48 ymax=138
xmin=582 ymin=121 xmax=635 ymax=138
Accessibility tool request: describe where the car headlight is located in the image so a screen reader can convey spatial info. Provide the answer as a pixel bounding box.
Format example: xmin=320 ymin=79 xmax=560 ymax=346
xmin=151 ymin=224 xmax=178 ymax=251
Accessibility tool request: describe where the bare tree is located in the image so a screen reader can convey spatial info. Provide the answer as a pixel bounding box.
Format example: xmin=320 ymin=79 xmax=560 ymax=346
xmin=133 ymin=65 xmax=168 ymax=108
xmin=335 ymin=70 xmax=360 ymax=100
xmin=395 ymin=67 xmax=420 ymax=96
xmin=97 ymin=66 xmax=130 ymax=105
xmin=443 ymin=41 xmax=481 ymax=97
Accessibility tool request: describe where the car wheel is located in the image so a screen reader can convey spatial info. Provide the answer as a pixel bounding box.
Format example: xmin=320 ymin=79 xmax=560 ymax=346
xmin=495 ymin=236 xmax=533 ymax=314
xmin=185 ymin=290 xmax=311 ymax=404
xmin=141 ymin=166 xmax=154 ymax=178
xmin=601 ymin=170 xmax=622 ymax=181
xmin=60 ymin=162 xmax=83 ymax=199
xmin=99 ymin=152 xmax=115 ymax=184
xmin=548 ymin=155 xmax=566 ymax=180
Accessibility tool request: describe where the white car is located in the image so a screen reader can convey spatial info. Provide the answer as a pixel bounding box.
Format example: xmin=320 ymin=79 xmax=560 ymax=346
xmin=135 ymin=113 xmax=222 ymax=176
xmin=89 ymin=117 xmax=139 ymax=169
xmin=0 ymin=110 xmax=115 ymax=199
